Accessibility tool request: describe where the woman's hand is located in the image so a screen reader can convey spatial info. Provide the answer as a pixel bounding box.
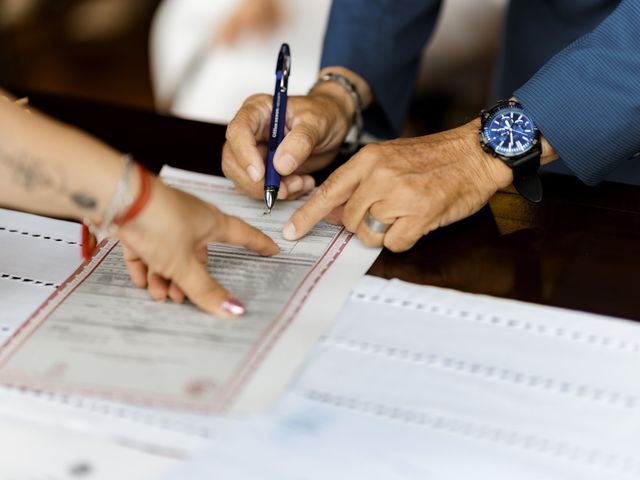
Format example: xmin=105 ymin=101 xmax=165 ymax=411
xmin=118 ymin=179 xmax=279 ymax=318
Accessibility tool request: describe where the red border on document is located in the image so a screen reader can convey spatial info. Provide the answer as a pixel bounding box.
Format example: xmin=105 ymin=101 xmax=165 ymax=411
xmin=0 ymin=177 xmax=353 ymax=411
xmin=0 ymin=239 xmax=116 ymax=358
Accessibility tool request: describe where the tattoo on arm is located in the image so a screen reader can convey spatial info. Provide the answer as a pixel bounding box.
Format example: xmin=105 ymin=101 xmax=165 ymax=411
xmin=70 ymin=192 xmax=97 ymax=210
xmin=0 ymin=148 xmax=60 ymax=191
xmin=0 ymin=145 xmax=97 ymax=212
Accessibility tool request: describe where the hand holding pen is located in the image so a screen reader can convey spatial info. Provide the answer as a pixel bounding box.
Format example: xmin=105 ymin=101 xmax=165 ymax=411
xmin=221 ymin=60 xmax=359 ymax=205
xmin=264 ymin=43 xmax=291 ymax=213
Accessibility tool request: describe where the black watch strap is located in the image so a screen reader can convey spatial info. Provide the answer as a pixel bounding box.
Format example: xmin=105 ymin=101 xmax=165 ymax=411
xmin=507 ymin=148 xmax=543 ymax=204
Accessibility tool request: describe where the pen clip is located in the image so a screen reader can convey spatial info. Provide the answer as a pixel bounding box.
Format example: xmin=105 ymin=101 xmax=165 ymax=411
xmin=277 ymin=43 xmax=291 ymax=93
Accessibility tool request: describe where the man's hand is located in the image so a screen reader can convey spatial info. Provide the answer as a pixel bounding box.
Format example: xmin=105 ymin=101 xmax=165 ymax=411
xmin=222 ymin=67 xmax=373 ymax=201
xmin=283 ymin=120 xmax=514 ymax=252
xmin=222 ymin=92 xmax=350 ymax=200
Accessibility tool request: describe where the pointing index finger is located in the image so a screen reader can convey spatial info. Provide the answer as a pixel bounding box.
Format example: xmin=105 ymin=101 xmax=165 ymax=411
xmin=216 ymin=214 xmax=280 ymax=257
xmin=173 ymin=255 xmax=241 ymax=318
xmin=283 ymin=161 xmax=363 ymax=240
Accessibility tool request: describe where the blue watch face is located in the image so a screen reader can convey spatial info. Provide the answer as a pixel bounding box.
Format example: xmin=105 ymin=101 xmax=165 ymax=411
xmin=482 ymin=105 xmax=537 ymax=157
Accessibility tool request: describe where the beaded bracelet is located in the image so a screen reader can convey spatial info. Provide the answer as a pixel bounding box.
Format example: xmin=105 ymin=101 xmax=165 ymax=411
xmin=81 ymin=157 xmax=153 ymax=259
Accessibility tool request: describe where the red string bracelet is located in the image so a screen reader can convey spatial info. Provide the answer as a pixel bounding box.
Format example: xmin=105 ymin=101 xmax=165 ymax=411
xmin=81 ymin=163 xmax=153 ymax=260
xmin=81 ymin=223 xmax=97 ymax=260
xmin=114 ymin=163 xmax=153 ymax=227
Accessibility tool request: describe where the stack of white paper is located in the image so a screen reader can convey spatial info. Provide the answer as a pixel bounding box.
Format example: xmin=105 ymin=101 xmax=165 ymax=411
xmin=0 ymin=208 xmax=83 ymax=344
xmin=166 ymin=276 xmax=640 ymax=480
xmin=0 ymin=414 xmax=177 ymax=480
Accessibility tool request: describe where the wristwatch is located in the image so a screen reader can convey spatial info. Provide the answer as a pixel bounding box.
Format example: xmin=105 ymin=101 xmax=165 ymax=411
xmin=479 ymin=99 xmax=543 ymax=203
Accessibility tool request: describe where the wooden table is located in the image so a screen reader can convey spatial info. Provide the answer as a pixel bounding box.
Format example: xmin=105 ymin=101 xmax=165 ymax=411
xmin=26 ymin=92 xmax=640 ymax=321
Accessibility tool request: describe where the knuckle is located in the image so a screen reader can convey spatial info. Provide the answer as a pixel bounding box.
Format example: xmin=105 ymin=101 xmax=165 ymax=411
xmin=161 ymin=254 xmax=185 ymax=280
xmin=342 ymin=204 xmax=360 ymax=232
xmin=299 ymin=110 xmax=325 ymax=130
xmin=149 ymin=287 xmax=165 ymax=301
xmin=343 ymin=219 xmax=357 ymax=233
xmin=225 ymin=121 xmax=242 ymax=142
xmin=406 ymin=175 xmax=424 ymax=191
xmin=291 ymin=127 xmax=317 ymax=150
xmin=244 ymin=93 xmax=268 ymax=106
xmin=315 ymin=180 xmax=333 ymax=205
xmin=370 ymin=166 xmax=392 ymax=183
xmin=236 ymin=93 xmax=271 ymax=118
xmin=356 ymin=143 xmax=381 ymax=163
xmin=221 ymin=145 xmax=232 ymax=169
xmin=292 ymin=208 xmax=312 ymax=231
xmin=430 ymin=185 xmax=449 ymax=207
xmin=169 ymin=246 xmax=202 ymax=275
xmin=213 ymin=214 xmax=230 ymax=239
xmin=221 ymin=159 xmax=231 ymax=178
xmin=384 ymin=235 xmax=412 ymax=253
xmin=360 ymin=233 xmax=382 ymax=248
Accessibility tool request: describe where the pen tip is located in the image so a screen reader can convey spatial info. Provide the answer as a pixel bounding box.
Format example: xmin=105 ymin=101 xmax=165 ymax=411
xmin=264 ymin=188 xmax=277 ymax=213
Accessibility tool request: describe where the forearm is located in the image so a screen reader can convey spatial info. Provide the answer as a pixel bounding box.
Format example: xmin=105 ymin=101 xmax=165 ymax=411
xmin=0 ymin=92 xmax=127 ymax=223
xmin=514 ymin=0 xmax=640 ymax=185
xmin=321 ymin=0 xmax=443 ymax=137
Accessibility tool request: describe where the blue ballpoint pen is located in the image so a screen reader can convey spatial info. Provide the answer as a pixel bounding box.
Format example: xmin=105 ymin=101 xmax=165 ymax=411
xmin=264 ymin=43 xmax=291 ymax=213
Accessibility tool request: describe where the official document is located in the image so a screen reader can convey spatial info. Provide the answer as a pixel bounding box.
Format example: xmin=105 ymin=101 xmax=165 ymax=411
xmin=0 ymin=166 xmax=380 ymax=412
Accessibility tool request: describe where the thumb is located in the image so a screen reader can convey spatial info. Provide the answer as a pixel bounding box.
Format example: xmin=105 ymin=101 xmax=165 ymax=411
xmin=273 ymin=121 xmax=323 ymax=176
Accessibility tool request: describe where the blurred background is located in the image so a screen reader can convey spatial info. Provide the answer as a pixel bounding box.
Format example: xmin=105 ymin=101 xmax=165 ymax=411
xmin=0 ymin=0 xmax=507 ymax=132
xmin=0 ymin=0 xmax=160 ymax=109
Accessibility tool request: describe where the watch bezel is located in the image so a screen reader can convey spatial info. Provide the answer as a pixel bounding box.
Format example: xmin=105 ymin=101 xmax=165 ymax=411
xmin=479 ymin=99 xmax=540 ymax=165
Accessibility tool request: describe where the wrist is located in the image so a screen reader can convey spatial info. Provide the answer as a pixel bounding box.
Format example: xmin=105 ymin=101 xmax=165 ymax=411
xmin=317 ymin=66 xmax=373 ymax=108
xmin=312 ymin=67 xmax=370 ymax=154
xmin=82 ymin=160 xmax=154 ymax=259
xmin=465 ymin=118 xmax=513 ymax=189
xmin=67 ymin=153 xmax=123 ymax=225
xmin=308 ymin=81 xmax=355 ymax=129
xmin=509 ymin=96 xmax=557 ymax=166
xmin=311 ymin=66 xmax=372 ymax=124
xmin=116 ymin=174 xmax=162 ymax=237
xmin=84 ymin=155 xmax=137 ymax=227
xmin=540 ymin=135 xmax=558 ymax=166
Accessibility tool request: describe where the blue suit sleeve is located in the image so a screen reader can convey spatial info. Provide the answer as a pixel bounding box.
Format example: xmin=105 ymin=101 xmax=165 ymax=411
xmin=515 ymin=0 xmax=640 ymax=186
xmin=321 ymin=0 xmax=442 ymax=138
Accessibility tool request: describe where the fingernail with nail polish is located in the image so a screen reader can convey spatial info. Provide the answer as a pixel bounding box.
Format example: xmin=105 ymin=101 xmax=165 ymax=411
xmin=247 ymin=165 xmax=261 ymax=183
xmin=222 ymin=297 xmax=245 ymax=316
